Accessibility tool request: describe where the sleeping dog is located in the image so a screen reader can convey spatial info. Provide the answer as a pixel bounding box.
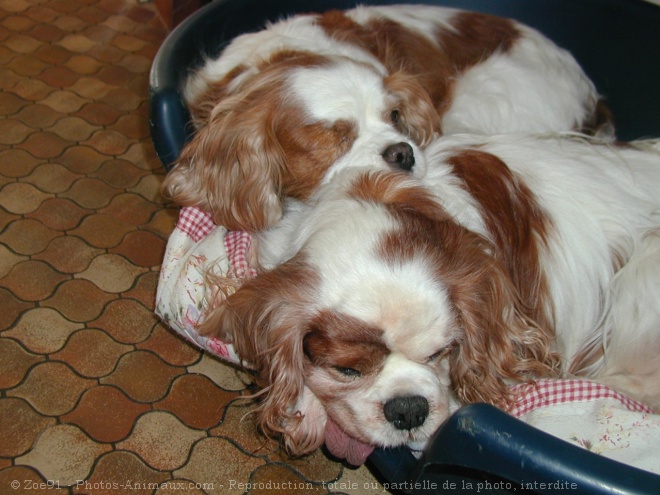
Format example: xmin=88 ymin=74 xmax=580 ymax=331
xmin=162 ymin=5 xmax=612 ymax=232
xmin=202 ymin=135 xmax=660 ymax=461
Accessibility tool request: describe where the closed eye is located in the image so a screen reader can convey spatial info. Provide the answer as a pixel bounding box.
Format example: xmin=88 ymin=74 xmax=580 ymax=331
xmin=333 ymin=366 xmax=362 ymax=378
xmin=427 ymin=344 xmax=455 ymax=364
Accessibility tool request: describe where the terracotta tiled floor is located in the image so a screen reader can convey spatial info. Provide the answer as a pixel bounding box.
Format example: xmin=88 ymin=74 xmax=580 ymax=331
xmin=0 ymin=1 xmax=386 ymax=493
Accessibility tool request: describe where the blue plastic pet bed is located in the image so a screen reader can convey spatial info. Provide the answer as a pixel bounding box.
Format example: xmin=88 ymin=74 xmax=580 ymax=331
xmin=149 ymin=1 xmax=660 ymax=493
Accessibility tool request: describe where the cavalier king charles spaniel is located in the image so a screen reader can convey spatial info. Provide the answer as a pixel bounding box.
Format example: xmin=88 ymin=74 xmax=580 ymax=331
xmin=162 ymin=5 xmax=612 ymax=232
xmin=201 ymin=134 xmax=660 ymax=461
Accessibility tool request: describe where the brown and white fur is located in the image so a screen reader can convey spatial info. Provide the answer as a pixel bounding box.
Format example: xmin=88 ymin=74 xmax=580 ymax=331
xmin=202 ymin=134 xmax=660 ymax=456
xmin=162 ymin=5 xmax=612 ymax=232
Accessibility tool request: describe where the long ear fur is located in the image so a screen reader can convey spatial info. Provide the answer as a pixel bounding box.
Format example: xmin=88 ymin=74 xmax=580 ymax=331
xmin=200 ymin=259 xmax=327 ymax=455
xmin=161 ymin=74 xmax=289 ymax=232
xmin=447 ymin=245 xmax=561 ymax=410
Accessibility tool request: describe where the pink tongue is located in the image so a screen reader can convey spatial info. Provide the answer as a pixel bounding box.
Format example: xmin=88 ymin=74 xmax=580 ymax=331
xmin=324 ymin=418 xmax=374 ymax=466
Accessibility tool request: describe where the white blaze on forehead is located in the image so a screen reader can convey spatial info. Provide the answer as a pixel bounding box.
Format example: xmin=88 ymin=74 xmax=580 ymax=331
xmin=376 ymin=263 xmax=457 ymax=359
xmin=306 ymin=198 xmax=398 ymax=299
xmin=358 ymin=266 xmax=456 ymax=363
xmin=287 ymin=61 xmax=389 ymax=123
xmin=305 ymin=196 xmax=456 ymax=361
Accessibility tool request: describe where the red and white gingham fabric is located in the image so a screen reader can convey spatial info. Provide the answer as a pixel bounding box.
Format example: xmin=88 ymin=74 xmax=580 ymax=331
xmin=225 ymin=230 xmax=258 ymax=279
xmin=174 ymin=208 xmax=257 ymax=279
xmin=510 ymin=379 xmax=653 ymax=417
xmin=175 ymin=206 xmax=216 ymax=242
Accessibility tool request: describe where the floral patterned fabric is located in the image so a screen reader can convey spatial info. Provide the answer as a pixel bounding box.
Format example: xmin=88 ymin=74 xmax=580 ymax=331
xmin=156 ymin=206 xmax=257 ymax=363
xmin=511 ymin=379 xmax=659 ymax=474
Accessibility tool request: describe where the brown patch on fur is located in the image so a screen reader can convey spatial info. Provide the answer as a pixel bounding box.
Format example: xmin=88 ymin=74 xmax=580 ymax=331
xmin=349 ymin=171 xmax=450 ymax=224
xmin=440 ymin=12 xmax=519 ymax=66
xmin=435 ymin=12 xmax=520 ymax=116
xmin=448 ymin=150 xmax=553 ymax=330
xmin=317 ymin=10 xmax=450 ymax=119
xmin=303 ymin=310 xmax=389 ymax=378
xmin=200 ymin=256 xmax=323 ymax=454
xmin=161 ymin=51 xmax=335 ymax=231
xmin=188 ymin=63 xmax=249 ymax=126
xmin=349 ymin=170 xmax=560 ymax=410
xmin=277 ymin=115 xmax=357 ymax=200
xmin=317 ymin=10 xmax=519 ymax=120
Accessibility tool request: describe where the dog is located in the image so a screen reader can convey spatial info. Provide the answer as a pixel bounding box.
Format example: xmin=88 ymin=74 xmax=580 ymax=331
xmin=162 ymin=5 xmax=612 ymax=232
xmin=201 ymin=134 xmax=660 ymax=458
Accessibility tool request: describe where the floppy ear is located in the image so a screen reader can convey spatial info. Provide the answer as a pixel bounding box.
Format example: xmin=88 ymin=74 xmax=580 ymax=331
xmin=350 ymin=172 xmax=559 ymax=408
xmin=385 ymin=71 xmax=440 ymax=146
xmin=161 ymin=85 xmax=287 ymax=232
xmin=446 ymin=236 xmax=561 ymax=409
xmin=201 ymin=259 xmax=327 ymax=455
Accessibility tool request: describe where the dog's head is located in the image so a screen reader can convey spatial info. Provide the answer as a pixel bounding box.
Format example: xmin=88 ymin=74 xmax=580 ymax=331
xmin=161 ymin=54 xmax=438 ymax=231
xmin=202 ymin=166 xmax=559 ymax=455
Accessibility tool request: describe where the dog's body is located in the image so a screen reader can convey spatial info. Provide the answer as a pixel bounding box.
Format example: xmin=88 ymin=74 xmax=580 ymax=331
xmin=204 ymin=134 xmax=660 ymax=456
xmin=162 ymin=5 xmax=611 ymax=231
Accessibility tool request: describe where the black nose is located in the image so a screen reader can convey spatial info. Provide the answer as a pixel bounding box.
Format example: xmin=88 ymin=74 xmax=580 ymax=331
xmin=382 ymin=142 xmax=415 ymax=171
xmin=383 ymin=395 xmax=429 ymax=430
